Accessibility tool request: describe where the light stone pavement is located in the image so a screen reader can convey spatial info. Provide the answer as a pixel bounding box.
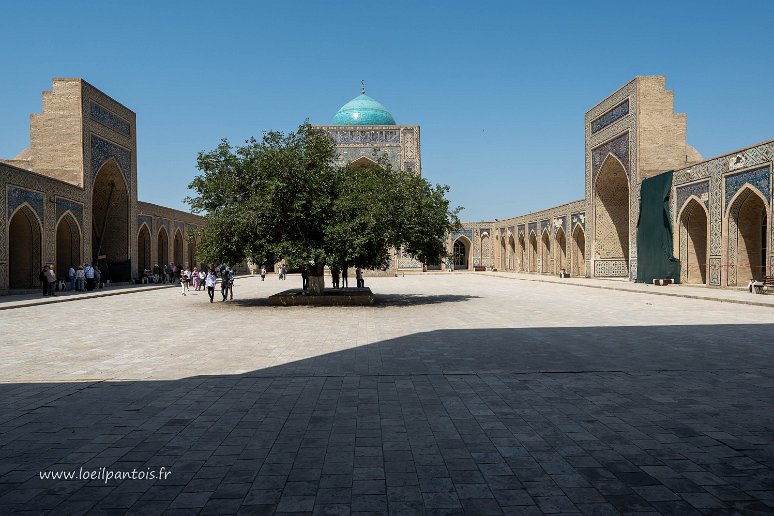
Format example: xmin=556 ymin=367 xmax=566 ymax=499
xmin=0 ymin=274 xmax=773 ymax=515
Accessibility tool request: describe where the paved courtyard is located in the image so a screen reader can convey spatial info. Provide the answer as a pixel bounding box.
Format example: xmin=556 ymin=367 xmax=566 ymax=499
xmin=0 ymin=274 xmax=773 ymax=515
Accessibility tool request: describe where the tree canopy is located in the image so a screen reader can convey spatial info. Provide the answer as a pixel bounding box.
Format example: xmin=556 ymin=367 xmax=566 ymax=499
xmin=187 ymin=123 xmax=461 ymax=293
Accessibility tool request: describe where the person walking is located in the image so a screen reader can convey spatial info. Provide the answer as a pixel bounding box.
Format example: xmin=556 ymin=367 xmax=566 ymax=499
xmin=260 ymin=265 xmax=266 ymax=282
xmin=68 ymin=266 xmax=76 ymax=291
xmin=356 ymin=267 xmax=364 ymax=288
xmin=301 ymin=267 xmax=308 ymax=292
xmin=205 ymin=268 xmax=217 ymax=303
xmin=46 ymin=265 xmax=57 ymax=296
xmin=191 ymin=267 xmax=199 ymax=290
xmin=220 ymin=267 xmax=231 ymax=301
xmin=94 ymin=266 xmax=102 ymax=289
xmin=75 ymin=266 xmax=85 ymax=291
xmin=341 ymin=266 xmax=348 ymax=288
xmin=180 ymin=268 xmax=189 ymax=296
xmin=198 ymin=269 xmax=206 ymax=291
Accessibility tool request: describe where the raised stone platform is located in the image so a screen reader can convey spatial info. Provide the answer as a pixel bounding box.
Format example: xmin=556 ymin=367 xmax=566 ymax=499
xmin=268 ymin=287 xmax=374 ymax=306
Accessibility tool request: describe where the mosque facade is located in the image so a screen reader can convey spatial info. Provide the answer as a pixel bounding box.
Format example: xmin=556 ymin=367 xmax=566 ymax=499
xmin=448 ymin=76 xmax=772 ymax=288
xmin=316 ymin=86 xmax=424 ymax=270
xmin=0 ymin=78 xmax=204 ymax=294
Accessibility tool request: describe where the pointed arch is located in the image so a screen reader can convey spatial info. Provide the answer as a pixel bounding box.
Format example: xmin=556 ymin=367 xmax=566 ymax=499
xmin=594 ymin=153 xmax=629 ymax=275
xmin=137 ymin=223 xmax=152 ymax=274
xmin=173 ymin=228 xmax=184 ymax=265
xmin=507 ymin=233 xmax=516 ymax=271
xmin=518 ymin=233 xmax=526 ymax=272
xmin=528 ymin=231 xmax=538 ymax=273
xmin=92 ymin=159 xmax=130 ymax=281
xmin=453 ymin=235 xmax=471 ymax=269
xmin=56 ymin=211 xmax=82 ymax=281
xmin=157 ymin=226 xmax=169 ymax=266
xmin=726 ymin=185 xmax=768 ymax=285
xmin=540 ymin=229 xmax=551 ymax=273
xmin=678 ymin=198 xmax=708 ymax=285
xmin=349 ymin=156 xmax=378 ymax=168
xmin=572 ymin=224 xmax=586 ymax=277
xmin=8 ymin=204 xmax=43 ymax=289
xmin=554 ymin=226 xmax=567 ymax=274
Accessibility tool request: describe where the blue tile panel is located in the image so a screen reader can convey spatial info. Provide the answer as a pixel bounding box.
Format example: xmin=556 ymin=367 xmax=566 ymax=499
xmin=528 ymin=222 xmax=537 ymax=236
xmin=540 ymin=220 xmax=550 ymax=233
xmin=517 ymin=224 xmax=525 ymax=236
xmin=8 ymin=186 xmax=44 ymax=224
xmin=326 ymin=129 xmax=401 ymax=144
xmin=724 ymin=165 xmax=770 ymax=207
xmin=56 ymin=198 xmax=84 ymax=227
xmin=556 ymin=216 xmax=566 ymax=233
xmin=675 ymin=180 xmax=709 ymax=214
xmin=90 ymin=101 xmax=131 ymax=136
xmin=591 ymin=132 xmax=629 ymax=183
xmin=138 ymin=214 xmax=153 ymax=229
xmin=571 ymin=212 xmax=586 ymax=231
xmin=91 ymin=135 xmax=131 ymax=186
xmin=451 ymin=229 xmax=473 ymax=241
xmin=591 ymin=99 xmax=629 ymax=134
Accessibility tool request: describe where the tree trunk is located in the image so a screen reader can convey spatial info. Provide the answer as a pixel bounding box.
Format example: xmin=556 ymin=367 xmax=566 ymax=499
xmin=307 ymin=263 xmax=326 ymax=295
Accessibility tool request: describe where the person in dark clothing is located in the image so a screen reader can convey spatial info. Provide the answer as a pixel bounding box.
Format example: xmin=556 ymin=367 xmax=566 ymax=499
xmin=331 ymin=266 xmax=340 ymax=289
xmin=39 ymin=266 xmax=48 ymax=296
xmin=221 ymin=268 xmax=233 ymax=301
xmin=341 ymin=266 xmax=348 ymax=288
xmin=356 ymin=267 xmax=364 ymax=288
xmin=301 ymin=267 xmax=309 ymax=292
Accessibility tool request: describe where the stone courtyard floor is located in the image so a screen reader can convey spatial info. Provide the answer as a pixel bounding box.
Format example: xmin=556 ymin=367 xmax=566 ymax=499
xmin=0 ymin=274 xmax=773 ymax=515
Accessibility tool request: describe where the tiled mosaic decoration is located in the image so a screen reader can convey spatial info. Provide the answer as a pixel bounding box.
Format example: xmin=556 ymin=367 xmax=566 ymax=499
xmin=7 ymin=186 xmax=44 ymax=224
xmin=591 ymin=98 xmax=630 ymax=134
xmin=90 ymin=101 xmax=131 ymax=136
xmin=55 ymin=197 xmax=83 ymax=229
xmin=91 ymin=135 xmax=131 ymax=186
xmin=594 ymin=259 xmax=629 ymax=277
xmin=724 ymin=165 xmax=771 ymax=207
xmin=675 ymin=180 xmax=709 ymax=215
xmin=591 ymin=132 xmax=630 ymax=184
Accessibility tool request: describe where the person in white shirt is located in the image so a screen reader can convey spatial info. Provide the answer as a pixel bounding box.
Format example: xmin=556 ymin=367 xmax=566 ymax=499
xmin=75 ymin=266 xmax=85 ymax=291
xmin=180 ymin=269 xmax=190 ymax=296
xmin=205 ymin=269 xmax=217 ymax=303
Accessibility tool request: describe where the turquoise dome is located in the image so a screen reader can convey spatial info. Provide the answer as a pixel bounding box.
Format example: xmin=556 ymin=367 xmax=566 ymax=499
xmin=331 ymin=93 xmax=396 ymax=126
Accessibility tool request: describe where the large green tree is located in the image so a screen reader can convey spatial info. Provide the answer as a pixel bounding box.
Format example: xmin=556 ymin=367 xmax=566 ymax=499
xmin=187 ymin=123 xmax=461 ymax=295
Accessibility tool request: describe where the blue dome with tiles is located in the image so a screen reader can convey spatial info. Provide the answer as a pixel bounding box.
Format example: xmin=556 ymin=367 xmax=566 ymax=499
xmin=331 ymin=91 xmax=396 ymax=126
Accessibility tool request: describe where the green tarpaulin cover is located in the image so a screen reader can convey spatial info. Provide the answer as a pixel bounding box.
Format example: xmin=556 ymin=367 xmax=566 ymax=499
xmin=636 ymin=171 xmax=681 ymax=283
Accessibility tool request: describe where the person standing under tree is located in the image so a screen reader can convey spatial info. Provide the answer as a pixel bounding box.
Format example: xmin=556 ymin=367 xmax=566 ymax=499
xmin=301 ymin=267 xmax=308 ymax=292
xmin=260 ymin=265 xmax=266 ymax=281
xmin=341 ymin=265 xmax=348 ymax=288
xmin=356 ymin=267 xmax=364 ymax=288
xmin=331 ymin=265 xmax=340 ymax=289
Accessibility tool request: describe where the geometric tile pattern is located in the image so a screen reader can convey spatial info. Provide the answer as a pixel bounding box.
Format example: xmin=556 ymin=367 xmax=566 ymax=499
xmin=591 ymin=132 xmax=630 ymax=185
xmin=571 ymin=212 xmax=585 ymax=231
xmin=55 ymin=197 xmax=84 ymax=229
xmin=7 ymin=186 xmax=44 ymax=224
xmin=594 ymin=259 xmax=629 ymax=277
xmin=451 ymin=229 xmax=473 ymax=241
xmin=137 ymin=214 xmax=153 ymax=230
xmin=675 ymin=180 xmax=709 ymax=215
xmin=90 ymin=135 xmax=132 ymax=186
xmin=591 ymin=98 xmax=630 ymax=134
xmin=724 ymin=165 xmax=771 ymax=207
xmin=709 ymin=256 xmax=722 ymax=286
xmin=89 ymin=100 xmax=131 ymax=136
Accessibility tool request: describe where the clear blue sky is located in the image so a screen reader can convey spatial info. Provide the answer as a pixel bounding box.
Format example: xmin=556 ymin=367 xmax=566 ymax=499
xmin=2 ymin=1 xmax=772 ymax=221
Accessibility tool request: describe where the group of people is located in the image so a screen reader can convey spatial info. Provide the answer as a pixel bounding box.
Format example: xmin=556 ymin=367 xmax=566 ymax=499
xmin=306 ymin=265 xmax=364 ymax=291
xmin=40 ymin=263 xmax=101 ymax=296
xmin=178 ymin=264 xmax=237 ymax=302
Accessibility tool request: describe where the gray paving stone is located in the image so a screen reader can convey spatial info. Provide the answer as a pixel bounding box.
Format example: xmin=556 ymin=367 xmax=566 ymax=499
xmin=1 ymin=275 xmax=773 ymax=513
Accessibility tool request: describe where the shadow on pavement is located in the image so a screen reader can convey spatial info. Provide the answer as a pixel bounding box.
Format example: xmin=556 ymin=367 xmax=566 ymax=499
xmin=1 ymin=324 xmax=773 ymax=514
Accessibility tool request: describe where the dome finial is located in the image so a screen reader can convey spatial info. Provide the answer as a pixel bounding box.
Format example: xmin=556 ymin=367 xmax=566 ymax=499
xmin=361 ymin=80 xmax=365 ymax=95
